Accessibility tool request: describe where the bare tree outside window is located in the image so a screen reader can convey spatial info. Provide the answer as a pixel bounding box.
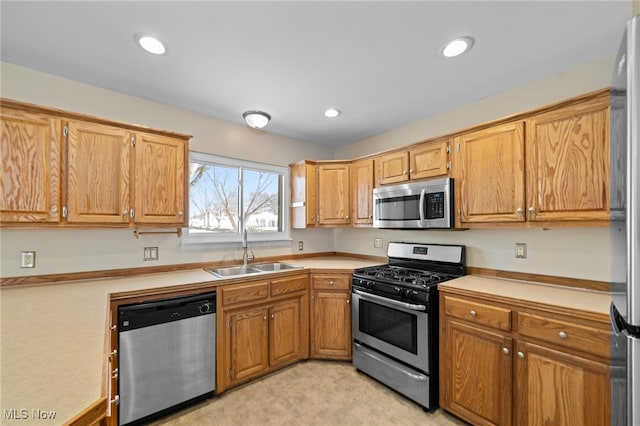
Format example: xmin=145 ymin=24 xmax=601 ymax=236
xmin=189 ymin=161 xmax=282 ymax=234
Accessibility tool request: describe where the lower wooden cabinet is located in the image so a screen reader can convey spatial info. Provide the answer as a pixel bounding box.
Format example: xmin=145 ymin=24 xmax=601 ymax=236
xmin=218 ymin=274 xmax=309 ymax=392
xmin=310 ymin=273 xmax=352 ymax=360
xmin=439 ymin=290 xmax=611 ymax=426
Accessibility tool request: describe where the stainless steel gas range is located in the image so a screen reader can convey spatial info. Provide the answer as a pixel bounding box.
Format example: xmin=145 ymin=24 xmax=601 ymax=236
xmin=351 ymin=241 xmax=466 ymax=410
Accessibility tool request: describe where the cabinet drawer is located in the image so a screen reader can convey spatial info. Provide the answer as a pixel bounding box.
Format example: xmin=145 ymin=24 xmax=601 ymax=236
xmin=271 ymin=275 xmax=308 ymax=297
xmin=518 ymin=312 xmax=609 ymax=359
xmin=222 ymin=281 xmax=270 ymax=307
xmin=312 ymin=275 xmax=350 ymax=290
xmin=444 ymin=296 xmax=511 ymax=332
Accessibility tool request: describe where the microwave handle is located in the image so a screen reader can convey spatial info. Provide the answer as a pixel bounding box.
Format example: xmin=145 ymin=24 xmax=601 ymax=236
xmin=419 ymin=189 xmax=426 ymax=222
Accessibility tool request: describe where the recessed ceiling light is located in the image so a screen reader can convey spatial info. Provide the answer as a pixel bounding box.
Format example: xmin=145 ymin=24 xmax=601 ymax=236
xmin=134 ymin=33 xmax=167 ymax=55
xmin=441 ymin=36 xmax=474 ymax=58
xmin=324 ymin=108 xmax=341 ymax=118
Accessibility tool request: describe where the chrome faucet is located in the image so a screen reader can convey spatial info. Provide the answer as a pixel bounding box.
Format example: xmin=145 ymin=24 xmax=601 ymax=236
xmin=242 ymin=229 xmax=253 ymax=267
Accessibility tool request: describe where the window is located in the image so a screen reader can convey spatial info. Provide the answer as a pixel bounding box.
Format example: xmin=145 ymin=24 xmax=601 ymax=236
xmin=185 ymin=152 xmax=290 ymax=244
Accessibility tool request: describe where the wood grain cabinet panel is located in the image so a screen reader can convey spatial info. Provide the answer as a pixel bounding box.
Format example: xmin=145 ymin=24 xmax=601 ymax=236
xmin=66 ymin=120 xmax=131 ymax=223
xmin=444 ymin=295 xmax=511 ymax=332
xmin=514 ymin=341 xmax=610 ymax=426
xmin=317 ymin=163 xmax=350 ymax=225
xmin=269 ymin=299 xmax=301 ymax=367
xmin=0 ymin=107 xmax=62 ymax=223
xmin=525 ymin=97 xmax=610 ymax=222
xmin=442 ymin=319 xmax=513 ymax=426
xmin=409 ymin=139 xmax=450 ymax=180
xmin=310 ymin=273 xmax=352 ymax=360
xmin=456 ymin=121 xmax=526 ymax=224
xmin=133 ymin=132 xmax=186 ymax=225
xmin=351 ymin=158 xmax=374 ymax=225
xmin=376 ymin=151 xmax=409 ymax=185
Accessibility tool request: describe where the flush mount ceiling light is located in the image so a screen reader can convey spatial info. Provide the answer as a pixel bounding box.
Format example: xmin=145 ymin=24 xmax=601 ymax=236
xmin=243 ymin=110 xmax=271 ymax=129
xmin=441 ymin=36 xmax=474 ymax=58
xmin=134 ymin=33 xmax=167 ymax=55
xmin=324 ymin=108 xmax=341 ymax=118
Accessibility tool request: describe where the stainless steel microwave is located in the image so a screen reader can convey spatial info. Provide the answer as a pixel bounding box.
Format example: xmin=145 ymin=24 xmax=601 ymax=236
xmin=372 ymin=177 xmax=454 ymax=229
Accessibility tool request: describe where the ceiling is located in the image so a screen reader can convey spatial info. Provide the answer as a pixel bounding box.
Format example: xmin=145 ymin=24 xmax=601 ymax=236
xmin=0 ymin=1 xmax=633 ymax=148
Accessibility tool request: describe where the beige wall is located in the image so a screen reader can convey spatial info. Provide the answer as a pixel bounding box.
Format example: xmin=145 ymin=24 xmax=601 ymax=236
xmin=0 ymin=62 xmax=335 ymax=277
xmin=334 ymin=57 xmax=615 ymax=282
xmin=634 ymin=0 xmax=639 ymax=16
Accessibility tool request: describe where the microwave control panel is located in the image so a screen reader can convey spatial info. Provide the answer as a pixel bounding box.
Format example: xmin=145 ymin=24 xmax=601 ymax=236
xmin=425 ymin=192 xmax=445 ymax=219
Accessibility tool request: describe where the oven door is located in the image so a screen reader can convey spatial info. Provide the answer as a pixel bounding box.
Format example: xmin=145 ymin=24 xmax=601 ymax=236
xmin=352 ymin=289 xmax=430 ymax=372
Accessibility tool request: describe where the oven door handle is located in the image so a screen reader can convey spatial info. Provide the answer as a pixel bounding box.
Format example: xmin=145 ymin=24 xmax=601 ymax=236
xmin=353 ymin=289 xmax=427 ymax=312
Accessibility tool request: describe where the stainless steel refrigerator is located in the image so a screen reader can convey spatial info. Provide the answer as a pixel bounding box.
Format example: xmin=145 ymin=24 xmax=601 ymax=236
xmin=610 ymin=14 xmax=640 ymax=426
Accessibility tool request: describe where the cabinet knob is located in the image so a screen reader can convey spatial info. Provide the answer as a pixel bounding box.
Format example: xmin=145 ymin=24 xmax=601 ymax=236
xmin=558 ymin=331 xmax=568 ymax=340
xmin=409 ymin=169 xmax=414 ymax=174
xmin=122 ymin=209 xmax=129 ymax=217
xmin=346 ymin=299 xmax=350 ymax=304
xmin=502 ymin=347 xmax=510 ymax=355
xmin=110 ymin=395 xmax=119 ymax=406
xmin=403 ymin=170 xmax=408 ymax=175
xmin=329 ymin=281 xmax=334 ymax=285
xmin=469 ymin=310 xmax=477 ymax=317
xmin=516 ymin=208 xmax=523 ymax=214
xmin=345 ymin=215 xmax=349 ymax=220
xmin=50 ymin=207 xmax=58 ymax=214
xmin=528 ymin=207 xmax=535 ymax=213
xmin=271 ymin=314 xmax=275 ymax=319
xmin=178 ymin=211 xmax=184 ymax=216
xmin=517 ymin=351 xmax=525 ymax=359
xmin=263 ymin=316 xmax=267 ymax=320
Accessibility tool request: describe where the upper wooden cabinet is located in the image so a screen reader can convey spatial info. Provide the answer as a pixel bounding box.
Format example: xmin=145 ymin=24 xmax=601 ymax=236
xmin=290 ymin=160 xmax=350 ymax=228
xmin=454 ymin=91 xmax=610 ymax=226
xmin=0 ymin=107 xmax=62 ymax=223
xmin=525 ymin=96 xmax=609 ymax=222
xmin=455 ymin=121 xmax=526 ymax=224
xmin=376 ymin=138 xmax=451 ymax=185
xmin=351 ymin=158 xmax=374 ymax=225
xmin=0 ymin=99 xmax=190 ymax=228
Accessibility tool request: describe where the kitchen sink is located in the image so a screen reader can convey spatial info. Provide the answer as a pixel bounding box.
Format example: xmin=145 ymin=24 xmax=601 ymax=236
xmin=252 ymin=262 xmax=301 ymax=272
xmin=204 ymin=265 xmax=263 ymax=278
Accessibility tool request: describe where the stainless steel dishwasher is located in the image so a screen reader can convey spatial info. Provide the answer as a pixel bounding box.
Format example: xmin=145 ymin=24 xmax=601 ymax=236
xmin=118 ymin=292 xmax=216 ymax=425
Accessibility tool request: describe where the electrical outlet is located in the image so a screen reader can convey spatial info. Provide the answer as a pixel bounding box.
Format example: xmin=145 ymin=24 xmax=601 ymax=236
xmin=21 ymin=251 xmax=36 ymax=268
xmin=298 ymin=241 xmax=304 ymax=251
xmin=515 ymin=243 xmax=527 ymax=259
xmin=143 ymin=247 xmax=159 ymax=261
xmin=374 ymin=238 xmax=383 ymax=249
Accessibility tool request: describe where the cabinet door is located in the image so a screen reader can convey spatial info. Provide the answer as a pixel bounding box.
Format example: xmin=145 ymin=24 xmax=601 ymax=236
xmin=525 ymin=98 xmax=609 ymax=222
xmin=311 ymin=291 xmax=351 ymax=359
xmin=514 ymin=341 xmax=610 ymax=426
xmin=133 ymin=132 xmax=186 ymax=225
xmin=317 ymin=163 xmax=350 ymax=225
xmin=229 ymin=307 xmax=269 ymax=385
xmin=442 ymin=320 xmax=513 ymax=426
xmin=66 ymin=121 xmax=131 ymax=224
xmin=0 ymin=108 xmax=62 ymax=223
xmin=269 ymin=299 xmax=301 ymax=368
xmin=376 ymin=151 xmax=409 ymax=185
xmin=457 ymin=121 xmax=525 ymax=223
xmin=290 ymin=162 xmax=317 ymax=228
xmin=409 ymin=139 xmax=449 ymax=180
xmin=351 ymin=159 xmax=374 ymax=225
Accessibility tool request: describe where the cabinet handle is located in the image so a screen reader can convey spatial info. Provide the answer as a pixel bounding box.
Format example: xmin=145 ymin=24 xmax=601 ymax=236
xmin=403 ymin=170 xmax=407 ymax=175
xmin=516 ymin=207 xmax=523 ymax=214
xmin=50 ymin=207 xmax=58 ymax=215
xmin=409 ymin=169 xmax=414 ymax=174
xmin=345 ymin=215 xmax=349 ymax=220
xmin=178 ymin=211 xmax=184 ymax=216
xmin=263 ymin=315 xmax=267 ymax=320
xmin=271 ymin=314 xmax=275 ymax=319
xmin=558 ymin=331 xmax=568 ymax=340
xmin=528 ymin=207 xmax=535 ymax=214
xmin=517 ymin=351 xmax=525 ymax=359
xmin=122 ymin=209 xmax=129 ymax=218
xmin=346 ymin=299 xmax=350 ymax=304
xmin=112 ymin=368 xmax=118 ymax=380
xmin=329 ymin=281 xmax=334 ymax=285
xmin=469 ymin=310 xmax=477 ymax=317
xmin=110 ymin=395 xmax=119 ymax=406
xmin=502 ymin=347 xmax=510 ymax=355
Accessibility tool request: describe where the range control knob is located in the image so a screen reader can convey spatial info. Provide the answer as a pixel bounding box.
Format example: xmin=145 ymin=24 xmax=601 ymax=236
xmin=394 ymin=287 xmax=402 ymax=295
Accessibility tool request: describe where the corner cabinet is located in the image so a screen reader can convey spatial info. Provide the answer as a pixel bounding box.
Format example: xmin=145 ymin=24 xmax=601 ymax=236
xmin=351 ymin=158 xmax=374 ymax=226
xmin=310 ymin=273 xmax=352 ymax=359
xmin=217 ymin=274 xmax=309 ymax=393
xmin=0 ymin=98 xmax=190 ymax=228
xmin=290 ymin=160 xmax=350 ymax=228
xmin=439 ymin=289 xmax=611 ymax=426
xmin=454 ymin=91 xmax=610 ymax=227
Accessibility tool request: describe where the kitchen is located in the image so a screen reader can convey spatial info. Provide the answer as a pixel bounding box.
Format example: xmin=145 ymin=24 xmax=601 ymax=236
xmin=1 ymin=1 xmax=638 ymax=425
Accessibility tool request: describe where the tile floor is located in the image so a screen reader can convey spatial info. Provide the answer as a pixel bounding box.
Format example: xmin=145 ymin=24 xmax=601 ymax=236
xmin=151 ymin=360 xmax=468 ymax=426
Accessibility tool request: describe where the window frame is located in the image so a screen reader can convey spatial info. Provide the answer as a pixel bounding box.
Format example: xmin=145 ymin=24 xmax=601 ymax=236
xmin=183 ymin=151 xmax=291 ymax=246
